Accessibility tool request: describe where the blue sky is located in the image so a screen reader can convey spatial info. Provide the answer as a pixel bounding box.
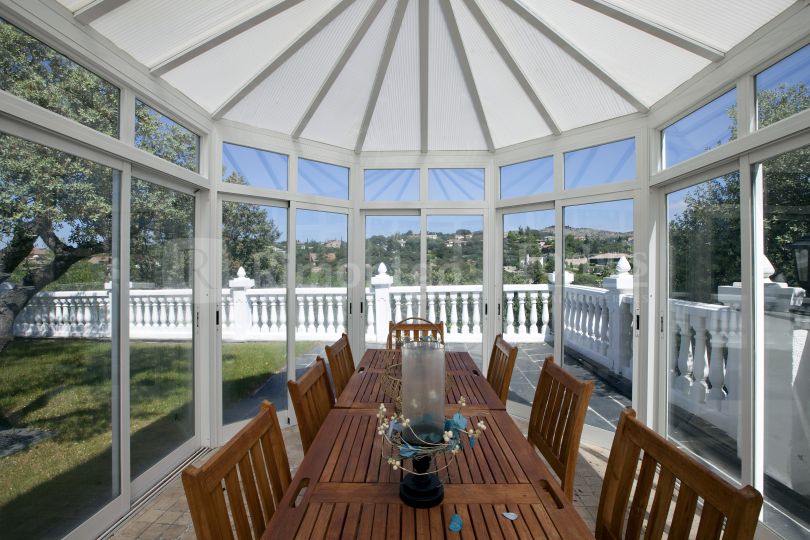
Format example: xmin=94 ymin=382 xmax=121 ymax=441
xmin=564 ymin=138 xmax=635 ymax=189
xmin=504 ymin=209 xmax=554 ymax=232
xmin=296 ymin=208 xmax=347 ymax=242
xmin=365 ymin=169 xmax=419 ymax=201
xmin=223 ymin=142 xmax=287 ymax=190
xmin=663 ymin=89 xmax=736 ymax=167
xmin=564 ymin=199 xmax=633 ymax=233
xmin=365 ymin=215 xmax=419 ymax=238
xmin=501 ymin=156 xmax=553 ymax=199
xmin=428 ymin=168 xmax=485 ymax=201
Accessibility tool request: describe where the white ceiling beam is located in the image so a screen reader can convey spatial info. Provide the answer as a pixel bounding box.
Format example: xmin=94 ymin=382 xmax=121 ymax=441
xmin=292 ymin=0 xmax=387 ymax=140
xmin=568 ymin=0 xmax=724 ymax=61
xmin=419 ymin=0 xmax=429 ymax=153
xmin=74 ymin=0 xmax=130 ymax=24
xmin=354 ymin=0 xmax=409 ymax=154
xmin=503 ymin=0 xmax=648 ymax=112
xmin=440 ymin=0 xmax=494 ymax=152
xmin=464 ymin=0 xmax=561 ymax=136
xmin=150 ymin=0 xmax=308 ymax=76
xmin=213 ymin=0 xmax=357 ymax=120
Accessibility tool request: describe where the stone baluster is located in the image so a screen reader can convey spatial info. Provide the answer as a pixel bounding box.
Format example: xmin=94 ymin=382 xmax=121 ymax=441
xmin=472 ymin=293 xmax=481 ymax=335
xmin=427 ymin=293 xmax=436 ymax=322
xmin=675 ymin=310 xmax=694 ymax=393
xmin=692 ymin=314 xmax=709 ymax=404
xmin=600 ymin=297 xmax=610 ymax=356
xmin=707 ymin=311 xmax=728 ymax=404
xmin=157 ymin=297 xmax=166 ymax=330
xmin=439 ymin=294 xmax=447 ymax=331
xmin=405 ymin=293 xmax=414 ymax=320
xmin=540 ymin=292 xmax=550 ymax=334
xmin=251 ymin=297 xmax=260 ymax=332
xmin=326 ymin=296 xmax=336 ymax=334
xmin=144 ymin=297 xmax=154 ymax=329
xmin=184 ymin=297 xmax=192 ymax=330
xmin=297 ymin=296 xmax=306 ymax=333
xmin=166 ymin=297 xmax=176 ymax=328
xmin=461 ymin=293 xmax=470 ymax=334
xmin=336 ymin=296 xmax=345 ymax=334
xmin=306 ymin=296 xmax=316 ymax=334
xmin=132 ymin=297 xmax=141 ymax=328
xmin=269 ymin=297 xmax=279 ymax=333
xmin=315 ymin=296 xmax=325 ymax=334
xmin=517 ymin=292 xmax=527 ymax=335
xmin=279 ymin=297 xmax=287 ymax=333
xmin=529 ymin=292 xmax=539 ymax=335
xmin=449 ymin=294 xmax=459 ymax=334
xmin=505 ymin=293 xmax=516 ymax=334
xmin=394 ymin=293 xmax=403 ymax=323
xmin=366 ymin=293 xmax=375 ymax=337
xmin=260 ymin=296 xmax=270 ymax=333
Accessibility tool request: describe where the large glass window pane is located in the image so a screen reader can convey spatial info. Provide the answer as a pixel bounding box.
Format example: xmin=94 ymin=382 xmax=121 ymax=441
xmin=135 ymin=100 xmax=200 ymax=172
xmin=564 ymin=138 xmax=635 ymax=189
xmin=428 ymin=168 xmax=485 ymax=201
xmin=500 ymin=157 xmax=553 ymax=199
xmin=502 ymin=210 xmax=555 ymax=408
xmin=365 ymin=215 xmax=420 ymax=348
xmin=221 ymin=203 xmax=288 ymax=424
xmin=364 ymin=169 xmax=419 ymax=201
xmin=756 ymin=44 xmax=810 ymax=129
xmin=663 ymin=89 xmax=737 ymax=168
xmin=295 ymin=210 xmax=348 ymax=376
xmin=426 ymin=215 xmax=484 ymax=368
xmin=0 ymin=18 xmax=119 ymax=137
xmin=0 ymin=133 xmax=120 ymax=538
xmin=758 ymin=146 xmax=810 ymax=539
xmin=222 ymin=143 xmax=288 ymax=190
xmin=563 ymin=200 xmax=634 ymax=432
xmin=666 ymin=173 xmax=741 ymax=484
xmin=297 ymin=159 xmax=348 ymax=199
xmin=129 ymin=179 xmax=194 ymax=479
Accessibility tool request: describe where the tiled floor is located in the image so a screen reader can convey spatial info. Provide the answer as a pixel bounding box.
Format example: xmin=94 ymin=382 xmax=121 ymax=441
xmin=108 ymin=415 xmax=608 ymax=539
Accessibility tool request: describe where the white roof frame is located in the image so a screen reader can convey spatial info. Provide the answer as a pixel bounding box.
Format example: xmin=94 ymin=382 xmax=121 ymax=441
xmin=354 ymin=0 xmax=409 ymax=154
xmin=569 ymin=0 xmax=724 ymax=61
xmin=464 ymin=0 xmax=561 ymax=136
xmin=503 ymin=0 xmax=649 ymax=112
xmin=213 ymin=0 xmax=356 ymax=120
xmin=440 ymin=0 xmax=494 ymax=152
xmin=74 ymin=0 xmax=130 ymax=24
xmin=292 ymin=0 xmax=386 ymax=140
xmin=150 ymin=0 xmax=308 ymax=76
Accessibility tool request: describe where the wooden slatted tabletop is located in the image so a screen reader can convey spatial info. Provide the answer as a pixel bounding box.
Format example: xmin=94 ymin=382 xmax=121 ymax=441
xmin=263 ymin=348 xmax=595 ymax=539
xmin=337 ymin=349 xmax=505 ymax=411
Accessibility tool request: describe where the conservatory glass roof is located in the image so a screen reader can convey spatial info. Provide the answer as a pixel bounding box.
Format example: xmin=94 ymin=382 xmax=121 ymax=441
xmin=56 ymin=0 xmax=794 ymax=152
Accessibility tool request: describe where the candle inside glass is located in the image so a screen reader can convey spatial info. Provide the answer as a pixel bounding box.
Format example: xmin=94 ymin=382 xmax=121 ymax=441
xmin=401 ymin=341 xmax=445 ymax=445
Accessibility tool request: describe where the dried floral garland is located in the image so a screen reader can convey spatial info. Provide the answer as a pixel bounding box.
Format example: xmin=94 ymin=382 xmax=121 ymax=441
xmin=376 ymin=396 xmax=486 ymax=475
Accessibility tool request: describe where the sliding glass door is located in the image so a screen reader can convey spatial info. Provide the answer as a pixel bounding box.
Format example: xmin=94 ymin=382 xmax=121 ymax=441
xmin=562 ymin=199 xmax=634 ymax=434
xmin=0 ymin=133 xmax=122 ymax=538
xmin=500 ymin=208 xmax=555 ymax=409
xmin=220 ymin=200 xmax=288 ymax=426
xmin=294 ymin=209 xmax=349 ymax=379
xmin=129 ymin=176 xmax=197 ymax=496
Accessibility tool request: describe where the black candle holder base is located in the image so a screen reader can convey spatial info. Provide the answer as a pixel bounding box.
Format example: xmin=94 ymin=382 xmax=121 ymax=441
xmin=399 ymin=455 xmax=444 ymax=508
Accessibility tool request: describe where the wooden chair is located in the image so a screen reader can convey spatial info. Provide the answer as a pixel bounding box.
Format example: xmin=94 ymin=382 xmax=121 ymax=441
xmin=287 ymin=356 xmax=334 ymax=454
xmin=528 ymin=356 xmax=594 ymax=501
xmin=182 ymin=401 xmax=290 ymax=540
xmin=596 ymin=408 xmax=762 ymax=539
xmin=386 ymin=317 xmax=445 ymax=349
xmin=486 ymin=334 xmax=518 ymax=404
xmin=324 ymin=333 xmax=355 ymax=398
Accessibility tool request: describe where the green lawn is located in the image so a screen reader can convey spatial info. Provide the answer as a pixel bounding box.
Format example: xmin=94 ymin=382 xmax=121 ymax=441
xmin=0 ymin=338 xmax=305 ymax=539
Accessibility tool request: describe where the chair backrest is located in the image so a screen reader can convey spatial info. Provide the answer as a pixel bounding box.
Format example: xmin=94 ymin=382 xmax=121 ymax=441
xmin=596 ymin=408 xmax=762 ymax=540
xmin=386 ymin=317 xmax=445 ymax=349
xmin=324 ymin=333 xmax=355 ymax=397
xmin=486 ymin=334 xmax=518 ymax=404
xmin=528 ymin=356 xmax=593 ymax=501
xmin=182 ymin=401 xmax=291 ymax=540
xmin=287 ymin=356 xmax=334 ymax=454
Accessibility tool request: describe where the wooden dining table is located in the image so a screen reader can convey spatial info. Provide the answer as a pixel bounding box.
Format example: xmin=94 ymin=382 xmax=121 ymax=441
xmin=263 ymin=349 xmax=595 ymax=539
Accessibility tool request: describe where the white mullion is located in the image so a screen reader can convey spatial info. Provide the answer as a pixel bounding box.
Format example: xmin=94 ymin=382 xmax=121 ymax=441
xmin=119 ymin=87 xmax=136 ymax=145
xmin=286 ymin=201 xmax=298 ymax=426
xmin=119 ymin=162 xmax=132 ymax=505
xmin=739 ymin=154 xmax=758 ymax=490
xmin=194 ymin=188 xmax=211 ymax=449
